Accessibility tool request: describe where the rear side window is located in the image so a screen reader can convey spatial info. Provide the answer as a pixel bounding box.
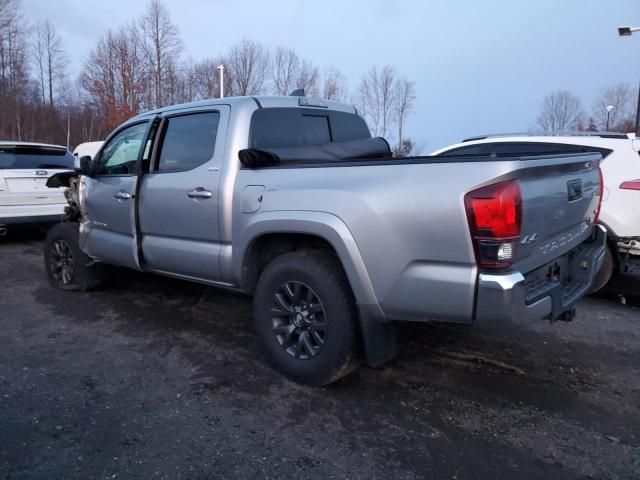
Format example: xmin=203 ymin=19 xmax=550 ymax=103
xmin=250 ymin=108 xmax=370 ymax=149
xmin=157 ymin=112 xmax=220 ymax=172
xmin=0 ymin=147 xmax=74 ymax=169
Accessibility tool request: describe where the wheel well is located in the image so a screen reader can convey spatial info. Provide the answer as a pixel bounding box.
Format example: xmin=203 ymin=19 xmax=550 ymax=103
xmin=242 ymin=233 xmax=338 ymax=293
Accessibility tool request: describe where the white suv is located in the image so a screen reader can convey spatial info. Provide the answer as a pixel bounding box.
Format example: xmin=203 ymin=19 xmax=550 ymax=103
xmin=0 ymin=142 xmax=75 ymax=229
xmin=432 ymin=133 xmax=640 ymax=292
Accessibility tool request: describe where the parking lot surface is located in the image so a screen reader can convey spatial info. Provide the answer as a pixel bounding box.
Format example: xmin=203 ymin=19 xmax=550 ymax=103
xmin=1 ymin=227 xmax=639 ymax=479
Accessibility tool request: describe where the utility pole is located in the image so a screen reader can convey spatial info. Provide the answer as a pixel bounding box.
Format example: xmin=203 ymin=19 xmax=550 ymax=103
xmin=217 ymin=64 xmax=225 ymax=98
xmin=618 ymin=26 xmax=640 ymax=136
xmin=606 ymin=105 xmax=614 ymax=131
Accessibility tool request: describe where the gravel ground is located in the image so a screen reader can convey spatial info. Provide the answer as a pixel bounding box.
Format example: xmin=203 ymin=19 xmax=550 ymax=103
xmin=1 ymin=227 xmax=639 ymax=479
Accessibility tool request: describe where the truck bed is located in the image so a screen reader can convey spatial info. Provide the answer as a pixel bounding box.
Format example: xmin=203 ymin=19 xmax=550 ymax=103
xmin=235 ymin=151 xmax=602 ymax=323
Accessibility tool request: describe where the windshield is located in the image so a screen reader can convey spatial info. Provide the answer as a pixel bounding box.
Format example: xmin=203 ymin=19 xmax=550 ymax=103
xmin=0 ymin=147 xmax=75 ymax=170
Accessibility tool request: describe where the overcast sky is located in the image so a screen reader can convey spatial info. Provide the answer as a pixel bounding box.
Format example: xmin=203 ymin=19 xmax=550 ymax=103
xmin=21 ymin=0 xmax=640 ymax=150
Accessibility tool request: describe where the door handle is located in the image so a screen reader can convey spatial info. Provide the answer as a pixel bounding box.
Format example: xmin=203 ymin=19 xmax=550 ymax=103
xmin=114 ymin=191 xmax=132 ymax=200
xmin=187 ymin=187 xmax=213 ymax=199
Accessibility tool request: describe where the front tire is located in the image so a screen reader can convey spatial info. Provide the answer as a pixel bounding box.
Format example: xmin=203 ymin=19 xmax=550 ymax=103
xmin=253 ymin=250 xmax=359 ymax=386
xmin=44 ymin=222 xmax=107 ymax=291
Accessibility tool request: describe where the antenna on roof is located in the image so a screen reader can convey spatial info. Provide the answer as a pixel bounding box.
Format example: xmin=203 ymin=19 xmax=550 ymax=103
xmin=289 ymin=88 xmax=305 ymax=97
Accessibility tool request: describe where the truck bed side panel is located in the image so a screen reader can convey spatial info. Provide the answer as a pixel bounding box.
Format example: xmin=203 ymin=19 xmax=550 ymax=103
xmin=233 ymin=153 xmax=601 ymax=323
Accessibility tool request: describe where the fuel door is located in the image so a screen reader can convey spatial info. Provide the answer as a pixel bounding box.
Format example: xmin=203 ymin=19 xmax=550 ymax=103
xmin=241 ymin=185 xmax=265 ymax=214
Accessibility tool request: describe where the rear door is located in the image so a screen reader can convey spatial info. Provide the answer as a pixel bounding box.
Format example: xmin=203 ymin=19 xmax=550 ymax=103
xmin=138 ymin=106 xmax=229 ymax=281
xmin=81 ymin=120 xmax=156 ymax=270
xmin=0 ymin=146 xmax=73 ymax=215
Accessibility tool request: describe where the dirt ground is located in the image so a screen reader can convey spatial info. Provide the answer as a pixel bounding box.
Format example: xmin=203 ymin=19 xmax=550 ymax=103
xmin=1 ymin=227 xmax=639 ymax=479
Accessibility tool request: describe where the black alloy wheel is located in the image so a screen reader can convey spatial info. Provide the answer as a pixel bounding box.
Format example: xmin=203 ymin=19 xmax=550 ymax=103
xmin=49 ymin=239 xmax=75 ymax=285
xmin=271 ymin=281 xmax=327 ymax=360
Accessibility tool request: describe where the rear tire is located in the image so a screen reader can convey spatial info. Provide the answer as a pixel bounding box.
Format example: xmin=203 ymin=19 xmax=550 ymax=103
xmin=44 ymin=222 xmax=107 ymax=291
xmin=253 ymin=250 xmax=359 ymax=386
xmin=588 ymin=246 xmax=615 ymax=295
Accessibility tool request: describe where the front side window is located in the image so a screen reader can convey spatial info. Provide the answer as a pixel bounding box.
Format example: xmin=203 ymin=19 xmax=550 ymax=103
xmin=157 ymin=112 xmax=220 ymax=172
xmin=97 ymin=122 xmax=149 ymax=175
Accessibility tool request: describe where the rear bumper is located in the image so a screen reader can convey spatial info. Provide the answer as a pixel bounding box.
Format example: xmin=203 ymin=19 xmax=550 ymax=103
xmin=0 ymin=204 xmax=66 ymax=225
xmin=475 ymin=225 xmax=607 ymax=326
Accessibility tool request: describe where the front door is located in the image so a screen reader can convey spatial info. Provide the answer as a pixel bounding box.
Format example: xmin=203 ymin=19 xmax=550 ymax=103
xmin=138 ymin=106 xmax=229 ymax=281
xmin=80 ymin=120 xmax=155 ymax=270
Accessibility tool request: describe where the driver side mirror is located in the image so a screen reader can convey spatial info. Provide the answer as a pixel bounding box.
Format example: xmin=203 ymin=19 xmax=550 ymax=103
xmin=79 ymin=155 xmax=95 ymax=177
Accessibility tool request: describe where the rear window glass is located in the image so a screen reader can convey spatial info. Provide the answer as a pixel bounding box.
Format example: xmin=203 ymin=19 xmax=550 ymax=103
xmin=0 ymin=147 xmax=74 ymax=169
xmin=250 ymin=108 xmax=370 ymax=149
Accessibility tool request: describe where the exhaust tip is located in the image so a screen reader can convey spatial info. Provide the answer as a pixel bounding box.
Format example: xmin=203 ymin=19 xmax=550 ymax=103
xmin=0 ymin=225 xmax=7 ymax=237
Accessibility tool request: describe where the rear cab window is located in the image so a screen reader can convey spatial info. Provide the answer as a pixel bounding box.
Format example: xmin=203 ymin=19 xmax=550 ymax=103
xmin=249 ymin=108 xmax=370 ymax=150
xmin=0 ymin=147 xmax=74 ymax=170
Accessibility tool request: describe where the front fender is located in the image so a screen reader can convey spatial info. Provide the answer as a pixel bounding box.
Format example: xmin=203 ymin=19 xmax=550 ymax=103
xmin=233 ymin=210 xmax=385 ymax=321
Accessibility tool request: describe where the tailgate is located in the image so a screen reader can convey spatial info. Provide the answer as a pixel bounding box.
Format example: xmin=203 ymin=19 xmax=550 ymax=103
xmin=0 ymin=169 xmax=68 ymax=206
xmin=514 ymin=152 xmax=601 ymax=274
xmin=0 ymin=145 xmax=73 ymax=206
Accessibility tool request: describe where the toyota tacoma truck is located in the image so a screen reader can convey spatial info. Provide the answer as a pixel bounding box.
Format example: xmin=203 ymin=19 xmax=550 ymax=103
xmin=43 ymin=94 xmax=606 ymax=385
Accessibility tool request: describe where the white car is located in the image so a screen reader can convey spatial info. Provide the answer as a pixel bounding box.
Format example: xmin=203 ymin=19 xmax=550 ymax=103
xmin=432 ymin=132 xmax=640 ymax=292
xmin=0 ymin=142 xmax=75 ymax=229
xmin=72 ymin=141 xmax=104 ymax=166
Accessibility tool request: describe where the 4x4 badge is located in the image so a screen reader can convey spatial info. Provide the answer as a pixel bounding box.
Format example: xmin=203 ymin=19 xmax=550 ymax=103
xmin=521 ymin=233 xmax=538 ymax=245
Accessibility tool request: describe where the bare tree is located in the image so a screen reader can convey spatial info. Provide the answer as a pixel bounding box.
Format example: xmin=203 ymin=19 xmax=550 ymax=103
xmin=296 ymin=58 xmax=319 ymax=97
xmin=271 ymin=47 xmax=319 ymax=96
xmin=394 ymin=78 xmax=416 ymax=151
xmin=227 ymin=39 xmax=269 ymax=96
xmin=0 ymin=0 xmax=28 ymax=139
xmin=272 ymin=47 xmax=298 ymax=95
xmin=536 ymin=90 xmax=583 ymax=132
xmin=140 ymin=0 xmax=182 ymax=108
xmin=32 ymin=22 xmax=46 ymax=104
xmin=32 ymin=20 xmax=66 ymax=107
xmin=189 ymin=57 xmax=231 ymax=99
xmin=356 ymin=65 xmax=398 ymax=138
xmin=322 ymin=66 xmax=347 ymax=101
xmin=393 ymin=138 xmax=417 ymax=157
xmin=592 ymin=83 xmax=637 ymax=131
xmin=82 ymin=24 xmax=146 ymax=130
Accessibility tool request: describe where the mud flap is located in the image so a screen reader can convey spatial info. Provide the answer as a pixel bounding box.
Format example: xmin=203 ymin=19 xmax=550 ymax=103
xmin=359 ymin=309 xmax=397 ymax=367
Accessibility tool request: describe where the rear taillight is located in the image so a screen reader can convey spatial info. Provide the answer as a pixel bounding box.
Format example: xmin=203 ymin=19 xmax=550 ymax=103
xmin=594 ymin=166 xmax=604 ymax=224
xmin=465 ymin=180 xmax=522 ymax=269
xmin=620 ymin=179 xmax=640 ymax=191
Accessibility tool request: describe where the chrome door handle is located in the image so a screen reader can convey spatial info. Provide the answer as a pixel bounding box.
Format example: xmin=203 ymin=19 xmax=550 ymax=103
xmin=113 ymin=191 xmax=132 ymax=200
xmin=187 ymin=188 xmax=213 ymax=199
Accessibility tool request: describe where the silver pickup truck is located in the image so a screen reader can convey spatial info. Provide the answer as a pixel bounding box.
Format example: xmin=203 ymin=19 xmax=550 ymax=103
xmin=44 ymin=95 xmax=606 ymax=385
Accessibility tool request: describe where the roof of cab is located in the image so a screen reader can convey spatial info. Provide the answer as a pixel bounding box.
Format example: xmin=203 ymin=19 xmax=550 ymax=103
xmin=131 ymin=95 xmax=357 ymax=120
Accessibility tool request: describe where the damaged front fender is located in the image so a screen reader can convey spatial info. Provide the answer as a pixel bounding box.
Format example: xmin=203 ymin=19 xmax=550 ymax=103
xmin=47 ymin=172 xmax=82 ymax=222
